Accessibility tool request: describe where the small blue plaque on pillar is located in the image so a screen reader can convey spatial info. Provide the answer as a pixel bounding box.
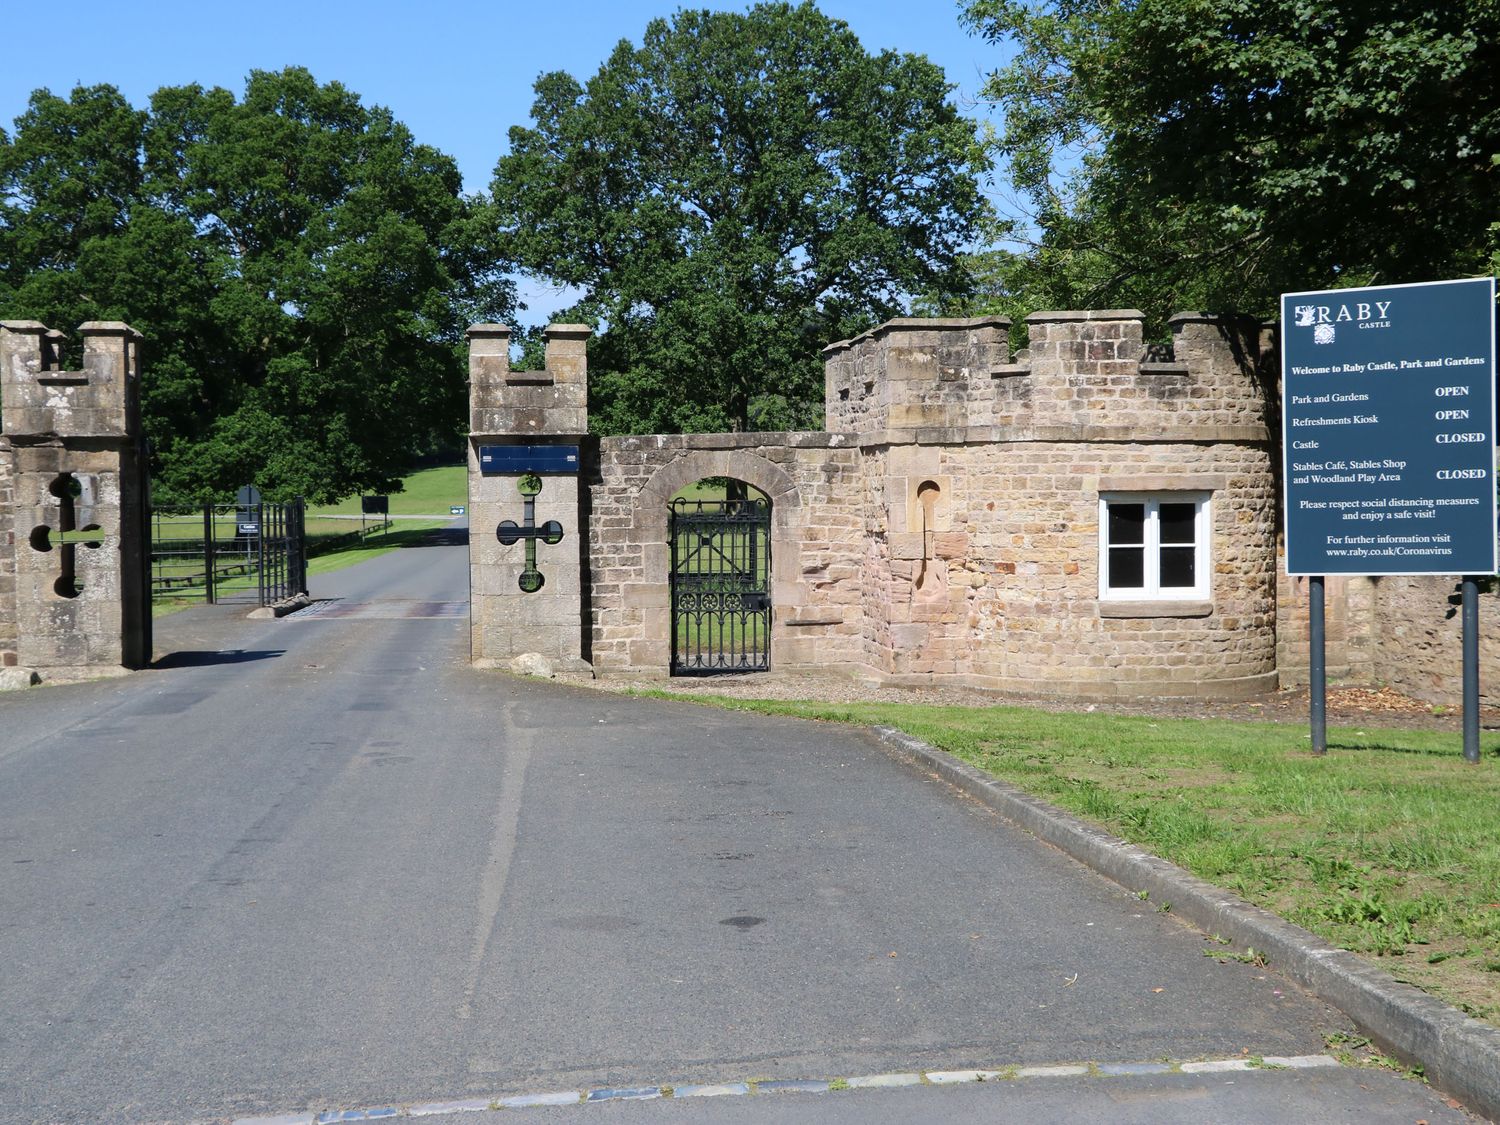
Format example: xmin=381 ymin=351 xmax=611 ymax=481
xmin=479 ymin=445 xmax=580 ymax=475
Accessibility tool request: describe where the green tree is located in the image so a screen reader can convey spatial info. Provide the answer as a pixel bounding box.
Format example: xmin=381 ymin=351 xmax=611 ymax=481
xmin=960 ymin=0 xmax=1500 ymax=323
xmin=493 ymin=1 xmax=989 ymax=434
xmin=0 ymin=69 xmax=511 ymax=503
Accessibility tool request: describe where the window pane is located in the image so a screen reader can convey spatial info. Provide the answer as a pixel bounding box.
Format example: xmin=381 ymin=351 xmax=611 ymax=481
xmin=1109 ymin=546 xmax=1144 ymax=588
xmin=1108 ymin=503 xmax=1145 ymax=546
xmin=1160 ymin=546 xmax=1196 ymax=587
xmin=1159 ymin=503 xmax=1196 ymax=544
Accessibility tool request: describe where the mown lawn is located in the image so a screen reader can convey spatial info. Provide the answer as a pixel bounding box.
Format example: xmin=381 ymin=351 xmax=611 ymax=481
xmin=305 ymin=464 xmax=467 ymax=517
xmin=642 ymin=692 xmax=1500 ymax=1025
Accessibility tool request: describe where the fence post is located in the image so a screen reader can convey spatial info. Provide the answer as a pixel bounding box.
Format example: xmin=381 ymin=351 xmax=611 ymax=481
xmin=256 ymin=502 xmax=267 ymax=606
xmin=293 ymin=497 xmax=308 ymax=595
xmin=202 ymin=503 xmax=217 ymax=604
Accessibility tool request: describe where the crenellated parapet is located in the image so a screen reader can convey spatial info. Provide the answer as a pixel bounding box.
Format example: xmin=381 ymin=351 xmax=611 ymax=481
xmin=823 ymin=315 xmax=1011 ymax=437
xmin=824 ymin=310 xmax=1272 ymax=444
xmin=468 ymin=323 xmax=590 ymax=437
xmin=1 ymin=320 xmax=142 ymax=441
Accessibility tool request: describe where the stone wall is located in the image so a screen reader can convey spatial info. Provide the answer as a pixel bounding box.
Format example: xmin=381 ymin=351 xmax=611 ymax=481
xmin=818 ymin=311 xmax=1278 ymax=697
xmin=587 ymin=434 xmax=864 ymax=674
xmin=1275 ymin=571 xmax=1379 ymax=686
xmin=1366 ymin=576 xmax=1500 ymax=707
xmin=848 ymin=439 xmax=1277 ymax=696
xmin=0 ymin=321 xmax=149 ymax=680
xmin=1278 ymin=571 xmax=1500 ymax=707
xmin=571 ymin=310 xmax=1279 ymax=697
xmin=468 ymin=307 xmax=1498 ymax=703
xmin=0 ymin=432 xmax=15 ymax=670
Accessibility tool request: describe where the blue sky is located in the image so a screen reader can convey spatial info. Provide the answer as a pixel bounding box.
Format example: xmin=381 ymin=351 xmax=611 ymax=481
xmin=2 ymin=0 xmax=1011 ymax=320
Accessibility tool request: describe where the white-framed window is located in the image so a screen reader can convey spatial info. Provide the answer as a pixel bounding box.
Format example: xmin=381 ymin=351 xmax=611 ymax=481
xmin=1098 ymin=492 xmax=1211 ymax=600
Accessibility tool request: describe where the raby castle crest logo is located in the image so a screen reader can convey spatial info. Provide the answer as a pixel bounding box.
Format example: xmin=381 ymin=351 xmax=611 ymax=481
xmin=1292 ymin=298 xmax=1394 ymax=345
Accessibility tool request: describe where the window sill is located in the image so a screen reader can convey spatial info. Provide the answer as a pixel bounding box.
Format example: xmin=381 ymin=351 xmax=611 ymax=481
xmin=1099 ymin=599 xmax=1212 ymax=619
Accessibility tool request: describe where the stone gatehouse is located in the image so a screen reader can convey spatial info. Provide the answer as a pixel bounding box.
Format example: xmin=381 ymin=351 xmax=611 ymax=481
xmin=0 ymin=313 xmax=1489 ymax=705
xmin=470 ymin=310 xmax=1293 ymax=698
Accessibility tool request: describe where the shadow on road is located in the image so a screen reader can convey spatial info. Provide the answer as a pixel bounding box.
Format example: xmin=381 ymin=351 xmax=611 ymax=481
xmin=152 ymin=649 xmax=286 ymax=669
xmin=405 ymin=526 xmax=468 ymax=547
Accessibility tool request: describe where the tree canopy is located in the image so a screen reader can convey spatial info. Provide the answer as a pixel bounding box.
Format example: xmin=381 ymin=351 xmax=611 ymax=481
xmin=0 ymin=68 xmax=510 ymax=503
xmin=959 ymin=0 xmax=1500 ymax=324
xmin=493 ymin=1 xmax=989 ymax=434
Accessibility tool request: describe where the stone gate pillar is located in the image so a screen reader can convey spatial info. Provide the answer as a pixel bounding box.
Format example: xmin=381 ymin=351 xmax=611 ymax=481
xmin=467 ymin=323 xmax=592 ymax=672
xmin=0 ymin=321 xmax=150 ymax=679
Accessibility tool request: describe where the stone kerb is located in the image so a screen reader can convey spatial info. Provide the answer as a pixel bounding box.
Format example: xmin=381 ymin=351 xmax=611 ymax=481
xmin=596 ymin=443 xmax=806 ymax=674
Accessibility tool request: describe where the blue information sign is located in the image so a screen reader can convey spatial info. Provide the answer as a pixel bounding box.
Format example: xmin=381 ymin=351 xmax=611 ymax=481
xmin=478 ymin=444 xmax=580 ymax=475
xmin=1282 ymin=278 xmax=1497 ymax=576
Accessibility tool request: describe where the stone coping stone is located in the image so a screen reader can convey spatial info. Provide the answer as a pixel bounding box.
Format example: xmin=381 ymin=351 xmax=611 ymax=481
xmin=600 ymin=431 xmax=852 ymax=452
xmin=823 ymin=314 xmax=1013 ymax=355
xmin=1027 ymin=309 xmax=1146 ymax=323
xmin=849 ymin=423 xmax=1271 ymax=448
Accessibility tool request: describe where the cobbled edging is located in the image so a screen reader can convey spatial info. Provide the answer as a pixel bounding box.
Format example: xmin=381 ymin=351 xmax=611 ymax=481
xmin=231 ymin=1053 xmax=1340 ymax=1123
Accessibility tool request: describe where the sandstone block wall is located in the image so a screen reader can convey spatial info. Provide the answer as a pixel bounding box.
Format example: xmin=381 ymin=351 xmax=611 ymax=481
xmin=824 ymin=315 xmax=1012 ymax=435
xmin=571 ymin=311 xmax=1279 ymax=697
xmin=469 ymin=309 xmax=1488 ymax=703
xmin=0 ymin=434 xmax=15 ymax=668
xmin=1275 ymin=571 xmax=1379 ymax=686
xmin=850 ymin=440 xmax=1277 ymax=696
xmin=467 ymin=323 xmax=592 ymax=670
xmin=1278 ymin=571 xmax=1500 ymax=707
xmin=820 ymin=311 xmax=1278 ymax=697
xmin=0 ymin=321 xmax=149 ymax=677
xmin=1366 ymin=576 xmax=1500 ymax=707
xmin=586 ymin=433 xmax=864 ymax=674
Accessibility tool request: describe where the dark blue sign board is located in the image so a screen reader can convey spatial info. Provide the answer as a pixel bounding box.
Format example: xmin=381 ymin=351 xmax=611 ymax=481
xmin=1282 ymin=278 xmax=1497 ymax=576
xmin=479 ymin=444 xmax=581 ymax=475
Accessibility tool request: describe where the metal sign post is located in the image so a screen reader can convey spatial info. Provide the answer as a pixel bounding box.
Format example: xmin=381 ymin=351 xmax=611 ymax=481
xmin=1281 ymin=277 xmax=1497 ymax=761
xmin=1309 ymin=576 xmax=1327 ymax=754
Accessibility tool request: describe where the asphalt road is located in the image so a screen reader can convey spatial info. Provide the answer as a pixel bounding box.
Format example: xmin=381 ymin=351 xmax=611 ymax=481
xmin=0 ymin=525 xmax=1476 ymax=1122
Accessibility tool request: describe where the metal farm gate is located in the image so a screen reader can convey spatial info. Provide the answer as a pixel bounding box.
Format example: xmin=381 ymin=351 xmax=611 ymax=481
xmin=669 ymin=496 xmax=771 ymax=675
xmin=149 ymin=499 xmax=307 ymax=607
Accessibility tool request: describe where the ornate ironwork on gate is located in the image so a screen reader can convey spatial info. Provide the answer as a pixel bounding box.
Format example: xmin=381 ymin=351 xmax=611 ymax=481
xmin=670 ymin=496 xmax=771 ymax=674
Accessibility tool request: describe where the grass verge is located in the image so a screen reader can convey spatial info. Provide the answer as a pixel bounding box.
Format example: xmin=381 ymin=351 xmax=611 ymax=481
xmin=305 ymin=464 xmax=467 ymax=517
xmin=640 ymin=691 xmax=1500 ymax=1025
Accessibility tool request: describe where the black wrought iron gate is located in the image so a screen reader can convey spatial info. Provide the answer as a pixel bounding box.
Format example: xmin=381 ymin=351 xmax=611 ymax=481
xmin=670 ymin=496 xmax=771 ymax=674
